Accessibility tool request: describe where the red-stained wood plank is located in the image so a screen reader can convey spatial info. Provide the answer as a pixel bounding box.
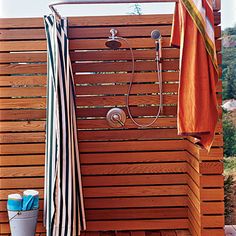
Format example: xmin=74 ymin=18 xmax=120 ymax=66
xmin=160 ymin=230 xmax=177 ymax=236
xmin=83 ymin=185 xmax=187 ymax=198
xmin=84 ymin=196 xmax=188 ymax=209
xmin=86 ymin=208 xmax=187 ymax=220
xmin=86 ymin=219 xmax=189 ymax=231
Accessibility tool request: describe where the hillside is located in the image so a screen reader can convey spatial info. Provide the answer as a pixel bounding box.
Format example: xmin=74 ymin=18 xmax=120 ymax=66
xmin=222 ymin=25 xmax=236 ymax=80
xmin=222 ymin=26 xmax=236 ymax=226
xmin=222 ymin=26 xmax=236 ymax=157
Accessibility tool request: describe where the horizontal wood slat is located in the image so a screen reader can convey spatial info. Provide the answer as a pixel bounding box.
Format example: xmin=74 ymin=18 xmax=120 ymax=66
xmin=81 ymin=162 xmax=187 ymax=175
xmin=0 ymin=15 xmax=174 ymax=29
xmin=0 ymin=37 xmax=222 ymax=52
xmin=86 ymin=219 xmax=189 ymax=231
xmin=0 ymin=174 xmax=187 ymax=189
xmin=0 ymin=106 xmax=178 ymax=121
xmin=0 ymin=60 xmax=180 ymax=74
xmin=0 ymin=94 xmax=222 ymax=109
xmin=0 ymin=117 xmax=179 ymax=132
xmin=0 ymin=196 xmax=187 ymax=212
xmin=80 ymin=151 xmax=187 ymax=164
xmin=0 ymin=49 xmax=178 ymax=63
xmin=0 ymin=166 xmax=44 ymax=178
xmin=0 ymin=83 xmax=178 ymax=98
xmin=79 ymin=140 xmax=186 ymax=152
xmin=78 ymin=128 xmax=180 ymax=141
xmin=0 ymin=155 xmax=45 ymax=166
xmin=86 ymin=208 xmax=188 ymax=220
xmin=0 ymin=75 xmax=46 ymax=86
xmin=0 ymin=186 xmax=187 ymax=200
xmin=0 ymin=208 xmax=187 ymax=224
xmin=84 ymin=196 xmax=188 ymax=209
xmin=82 ymin=174 xmax=187 ymax=186
xmin=0 ymin=25 xmax=221 ymax=41
xmin=0 ymin=49 xmax=222 ymax=65
xmin=0 ymin=72 xmax=176 ymax=86
xmin=0 ymin=11 xmax=220 ymax=29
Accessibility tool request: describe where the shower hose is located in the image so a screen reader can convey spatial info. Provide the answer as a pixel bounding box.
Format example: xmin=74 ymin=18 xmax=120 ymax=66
xmin=116 ymin=36 xmax=163 ymax=128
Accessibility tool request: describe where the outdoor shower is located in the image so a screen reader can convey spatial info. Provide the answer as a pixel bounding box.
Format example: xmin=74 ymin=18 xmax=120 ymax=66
xmin=105 ymin=29 xmax=163 ymax=128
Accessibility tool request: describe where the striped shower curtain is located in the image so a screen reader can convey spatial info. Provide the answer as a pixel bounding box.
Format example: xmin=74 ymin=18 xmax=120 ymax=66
xmin=44 ymin=15 xmax=86 ymax=235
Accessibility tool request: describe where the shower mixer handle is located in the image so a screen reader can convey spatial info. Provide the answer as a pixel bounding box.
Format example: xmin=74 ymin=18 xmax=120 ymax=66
xmin=112 ymin=114 xmax=124 ymax=126
xmin=106 ymin=108 xmax=126 ymax=128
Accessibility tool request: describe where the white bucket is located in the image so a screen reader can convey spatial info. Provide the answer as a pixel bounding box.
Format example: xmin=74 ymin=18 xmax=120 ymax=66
xmin=8 ymin=209 xmax=38 ymax=236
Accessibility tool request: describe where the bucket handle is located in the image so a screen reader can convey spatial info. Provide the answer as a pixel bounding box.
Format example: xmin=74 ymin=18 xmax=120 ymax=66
xmin=9 ymin=211 xmax=21 ymax=222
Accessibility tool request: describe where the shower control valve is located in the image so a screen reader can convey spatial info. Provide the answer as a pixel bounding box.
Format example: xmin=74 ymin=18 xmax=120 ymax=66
xmin=106 ymin=108 xmax=126 ymax=128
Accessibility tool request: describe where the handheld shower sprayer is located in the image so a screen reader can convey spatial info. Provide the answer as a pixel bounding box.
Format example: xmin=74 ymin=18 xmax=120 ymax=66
xmin=151 ymin=30 xmax=163 ymax=113
xmin=151 ymin=30 xmax=162 ymax=61
xmin=151 ymin=30 xmax=161 ymax=43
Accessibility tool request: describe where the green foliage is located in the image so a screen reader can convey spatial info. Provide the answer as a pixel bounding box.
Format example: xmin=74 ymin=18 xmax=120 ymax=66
xmin=222 ymin=80 xmax=228 ymax=100
xmin=223 ymin=24 xmax=236 ymax=36
xmin=224 ymin=175 xmax=235 ymax=224
xmin=223 ymin=113 xmax=236 ymax=157
xmin=222 ymin=25 xmax=236 ymax=82
xmin=128 ymin=4 xmax=142 ymax=15
xmin=223 ymin=66 xmax=236 ymax=99
xmin=224 ymin=157 xmax=236 ymax=175
xmin=222 ymin=47 xmax=236 ymax=78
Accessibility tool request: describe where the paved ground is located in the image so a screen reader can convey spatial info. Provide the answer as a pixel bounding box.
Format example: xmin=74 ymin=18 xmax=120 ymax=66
xmin=225 ymin=225 xmax=236 ymax=236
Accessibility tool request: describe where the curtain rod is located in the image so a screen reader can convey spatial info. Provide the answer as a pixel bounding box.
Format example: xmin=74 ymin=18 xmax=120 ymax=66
xmin=49 ymin=0 xmax=178 ymax=18
xmin=49 ymin=0 xmax=216 ymax=19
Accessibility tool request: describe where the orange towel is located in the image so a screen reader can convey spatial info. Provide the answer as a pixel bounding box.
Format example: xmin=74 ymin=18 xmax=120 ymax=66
xmin=171 ymin=0 xmax=219 ymax=151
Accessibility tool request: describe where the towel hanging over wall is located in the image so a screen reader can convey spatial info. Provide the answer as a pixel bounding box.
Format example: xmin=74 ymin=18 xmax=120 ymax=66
xmin=171 ymin=0 xmax=219 ymax=151
xmin=44 ymin=15 xmax=86 ymax=235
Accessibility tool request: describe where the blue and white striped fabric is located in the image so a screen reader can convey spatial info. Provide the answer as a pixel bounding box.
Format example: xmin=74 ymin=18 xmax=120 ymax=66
xmin=44 ymin=15 xmax=86 ymax=236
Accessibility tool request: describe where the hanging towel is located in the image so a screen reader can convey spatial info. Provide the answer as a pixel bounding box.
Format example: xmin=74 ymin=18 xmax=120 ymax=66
xmin=171 ymin=0 xmax=219 ymax=151
xmin=44 ymin=15 xmax=86 ymax=236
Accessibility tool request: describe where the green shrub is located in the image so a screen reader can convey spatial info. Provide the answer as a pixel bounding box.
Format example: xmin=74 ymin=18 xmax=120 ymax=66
xmin=223 ymin=114 xmax=236 ymax=157
xmin=224 ymin=175 xmax=235 ymax=224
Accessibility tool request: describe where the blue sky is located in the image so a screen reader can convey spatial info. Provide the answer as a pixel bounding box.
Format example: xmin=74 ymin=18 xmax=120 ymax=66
xmin=0 ymin=0 xmax=235 ymax=29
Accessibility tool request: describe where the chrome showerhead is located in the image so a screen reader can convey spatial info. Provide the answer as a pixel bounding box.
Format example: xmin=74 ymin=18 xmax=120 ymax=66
xmin=105 ymin=28 xmax=121 ymax=50
xmin=151 ymin=30 xmax=162 ymax=40
xmin=105 ymin=39 xmax=122 ymax=50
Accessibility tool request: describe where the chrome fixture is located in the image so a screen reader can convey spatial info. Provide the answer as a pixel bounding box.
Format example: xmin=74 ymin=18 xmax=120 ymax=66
xmin=151 ymin=29 xmax=161 ymax=41
xmin=105 ymin=29 xmax=122 ymax=50
xmin=106 ymin=108 xmax=126 ymax=128
xmin=105 ymin=29 xmax=163 ymax=128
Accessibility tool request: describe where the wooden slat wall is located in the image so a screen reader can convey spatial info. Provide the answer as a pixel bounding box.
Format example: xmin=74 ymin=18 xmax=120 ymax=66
xmin=185 ymin=2 xmax=224 ymax=236
xmin=0 ymin=1 xmax=223 ymax=235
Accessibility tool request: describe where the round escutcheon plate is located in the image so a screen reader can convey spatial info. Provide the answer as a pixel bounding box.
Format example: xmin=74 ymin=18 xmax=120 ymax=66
xmin=106 ymin=108 xmax=126 ymax=128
